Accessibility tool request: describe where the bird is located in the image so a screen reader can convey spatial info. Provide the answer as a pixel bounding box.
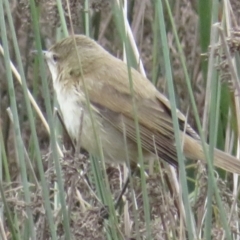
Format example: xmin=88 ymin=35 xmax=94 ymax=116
xmin=43 ymin=34 xmax=240 ymax=174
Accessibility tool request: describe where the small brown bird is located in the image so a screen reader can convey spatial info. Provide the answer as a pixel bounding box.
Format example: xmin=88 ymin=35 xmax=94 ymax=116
xmin=44 ymin=34 xmax=240 ymax=174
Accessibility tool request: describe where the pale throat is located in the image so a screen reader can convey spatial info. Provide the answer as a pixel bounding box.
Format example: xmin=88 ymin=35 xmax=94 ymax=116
xmin=47 ymin=61 xmax=82 ymax=140
xmin=48 ymin=63 xmax=58 ymax=83
xmin=56 ymin=84 xmax=82 ymax=140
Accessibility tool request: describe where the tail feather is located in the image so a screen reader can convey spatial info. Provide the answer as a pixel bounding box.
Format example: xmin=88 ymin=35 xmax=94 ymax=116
xmin=183 ymin=134 xmax=240 ymax=174
xmin=213 ymin=149 xmax=240 ymax=174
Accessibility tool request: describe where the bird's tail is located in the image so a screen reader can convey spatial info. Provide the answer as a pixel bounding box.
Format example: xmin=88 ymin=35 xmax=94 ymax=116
xmin=183 ymin=134 xmax=240 ymax=174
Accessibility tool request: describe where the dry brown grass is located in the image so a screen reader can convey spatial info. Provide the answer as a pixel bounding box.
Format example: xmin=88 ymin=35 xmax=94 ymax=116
xmin=1 ymin=0 xmax=240 ymax=239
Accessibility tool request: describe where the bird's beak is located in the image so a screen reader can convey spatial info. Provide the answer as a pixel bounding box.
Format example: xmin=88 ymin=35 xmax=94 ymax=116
xmin=31 ymin=50 xmax=48 ymax=58
xmin=42 ymin=50 xmax=48 ymax=57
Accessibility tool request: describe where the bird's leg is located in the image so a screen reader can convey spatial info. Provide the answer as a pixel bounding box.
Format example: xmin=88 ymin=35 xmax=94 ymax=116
xmin=55 ymin=108 xmax=75 ymax=152
xmin=99 ymin=165 xmax=138 ymax=220
xmin=114 ymin=173 xmax=131 ymax=209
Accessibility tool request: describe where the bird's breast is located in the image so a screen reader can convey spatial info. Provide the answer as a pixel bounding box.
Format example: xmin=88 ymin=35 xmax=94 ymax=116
xmin=54 ymin=82 xmax=102 ymax=153
xmin=54 ymin=82 xmax=147 ymax=165
xmin=55 ymin=84 xmax=83 ymax=140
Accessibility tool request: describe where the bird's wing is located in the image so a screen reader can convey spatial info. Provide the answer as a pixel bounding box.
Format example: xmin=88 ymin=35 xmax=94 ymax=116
xmin=74 ymin=59 xmax=196 ymax=166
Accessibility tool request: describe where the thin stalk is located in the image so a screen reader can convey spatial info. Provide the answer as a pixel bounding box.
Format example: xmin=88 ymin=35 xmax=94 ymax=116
xmin=0 ymin=1 xmax=35 ymax=238
xmin=156 ymin=0 xmax=196 ymax=238
xmin=3 ymin=0 xmax=58 ymax=238
xmin=29 ymin=0 xmax=71 ymax=238
xmin=164 ymin=0 xmax=232 ymax=237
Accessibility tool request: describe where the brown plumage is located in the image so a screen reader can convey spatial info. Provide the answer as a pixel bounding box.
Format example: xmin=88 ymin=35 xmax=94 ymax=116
xmin=44 ymin=34 xmax=240 ymax=174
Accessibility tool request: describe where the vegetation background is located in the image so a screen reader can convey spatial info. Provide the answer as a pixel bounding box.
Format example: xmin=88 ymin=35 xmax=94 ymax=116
xmin=1 ymin=0 xmax=240 ymax=239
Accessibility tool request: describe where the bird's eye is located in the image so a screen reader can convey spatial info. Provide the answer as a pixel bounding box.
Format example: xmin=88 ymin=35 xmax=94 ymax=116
xmin=52 ymin=54 xmax=59 ymax=62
